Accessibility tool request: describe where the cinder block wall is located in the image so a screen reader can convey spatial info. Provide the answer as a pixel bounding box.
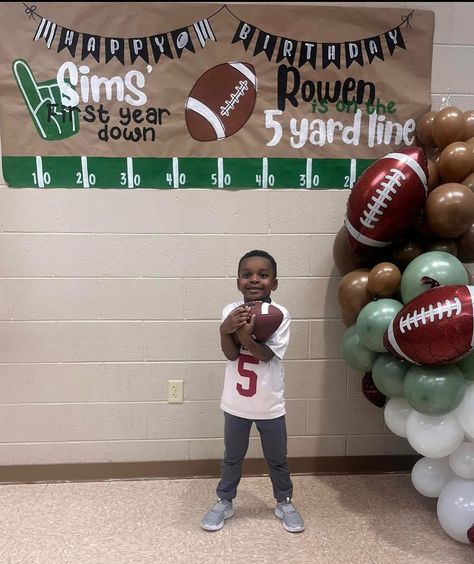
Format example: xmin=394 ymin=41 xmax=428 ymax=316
xmin=0 ymin=2 xmax=473 ymax=466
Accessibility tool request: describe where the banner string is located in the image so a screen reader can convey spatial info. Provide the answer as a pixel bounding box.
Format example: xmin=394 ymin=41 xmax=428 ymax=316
xmin=401 ymin=10 xmax=414 ymax=29
xmin=23 ymin=2 xmax=38 ymax=20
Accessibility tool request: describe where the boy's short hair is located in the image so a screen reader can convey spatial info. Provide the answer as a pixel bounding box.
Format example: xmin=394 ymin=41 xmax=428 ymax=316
xmin=238 ymin=250 xmax=277 ymax=278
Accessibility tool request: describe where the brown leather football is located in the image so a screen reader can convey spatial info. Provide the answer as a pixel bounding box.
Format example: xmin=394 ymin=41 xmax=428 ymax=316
xmin=248 ymin=301 xmax=283 ymax=342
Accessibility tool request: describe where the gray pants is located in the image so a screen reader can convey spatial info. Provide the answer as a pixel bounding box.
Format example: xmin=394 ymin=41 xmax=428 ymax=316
xmin=216 ymin=411 xmax=293 ymax=503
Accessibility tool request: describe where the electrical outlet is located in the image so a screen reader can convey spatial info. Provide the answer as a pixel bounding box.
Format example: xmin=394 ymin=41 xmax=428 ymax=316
xmin=168 ymin=380 xmax=184 ymax=403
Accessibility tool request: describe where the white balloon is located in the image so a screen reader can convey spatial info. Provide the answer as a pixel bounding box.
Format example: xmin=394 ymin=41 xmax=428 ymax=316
xmin=406 ymin=411 xmax=464 ymax=458
xmin=437 ymin=477 xmax=474 ymax=544
xmin=412 ymin=457 xmax=455 ymax=498
xmin=449 ymin=442 xmax=474 ymax=479
xmin=456 ymin=384 xmax=474 ymax=437
xmin=384 ymin=398 xmax=412 ymax=438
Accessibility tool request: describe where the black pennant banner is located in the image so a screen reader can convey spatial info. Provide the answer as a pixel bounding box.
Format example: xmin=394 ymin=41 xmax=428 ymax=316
xmin=82 ymin=34 xmax=100 ymax=63
xmin=322 ymin=43 xmax=341 ymax=69
xmin=232 ymin=21 xmax=256 ymax=50
xmin=105 ymin=38 xmax=125 ymax=65
xmin=345 ymin=40 xmax=364 ymax=68
xmin=298 ymin=42 xmax=317 ymax=69
xmin=171 ymin=27 xmax=195 ymax=58
xmin=276 ymin=37 xmax=298 ymax=65
xmin=233 ymin=19 xmax=408 ymax=69
xmin=57 ymin=28 xmax=79 ymax=57
xmin=30 ymin=11 xmax=216 ymax=64
xmin=150 ymin=34 xmax=174 ymax=63
xmin=29 ymin=6 xmax=409 ymax=68
xmin=34 ymin=18 xmax=57 ymax=49
xmin=128 ymin=37 xmax=149 ymax=64
xmin=193 ymin=19 xmax=216 ymax=48
xmin=364 ymin=36 xmax=384 ymax=63
xmin=254 ymin=30 xmax=277 ymax=61
xmin=385 ymin=26 xmax=406 ymax=55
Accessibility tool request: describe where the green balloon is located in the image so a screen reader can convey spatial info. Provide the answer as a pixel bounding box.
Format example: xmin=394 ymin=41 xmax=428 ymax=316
xmin=372 ymin=353 xmax=410 ymax=397
xmin=403 ymin=364 xmax=466 ymax=415
xmin=455 ymin=352 xmax=474 ymax=381
xmin=355 ymin=299 xmax=403 ymax=352
xmin=341 ymin=325 xmax=378 ymax=372
xmin=400 ymin=251 xmax=468 ymax=304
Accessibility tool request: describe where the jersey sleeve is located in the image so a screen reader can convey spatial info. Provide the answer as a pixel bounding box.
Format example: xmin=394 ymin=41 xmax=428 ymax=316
xmin=265 ymin=306 xmax=290 ymax=360
xmin=221 ymin=301 xmax=242 ymax=322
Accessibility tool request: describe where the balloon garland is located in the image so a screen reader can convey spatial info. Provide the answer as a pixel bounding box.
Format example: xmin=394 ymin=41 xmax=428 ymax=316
xmin=335 ymin=106 xmax=474 ymax=545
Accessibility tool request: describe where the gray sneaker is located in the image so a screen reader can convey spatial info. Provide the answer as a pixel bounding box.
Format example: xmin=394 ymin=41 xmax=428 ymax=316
xmin=275 ymin=498 xmax=305 ymax=532
xmin=201 ymin=499 xmax=234 ymax=531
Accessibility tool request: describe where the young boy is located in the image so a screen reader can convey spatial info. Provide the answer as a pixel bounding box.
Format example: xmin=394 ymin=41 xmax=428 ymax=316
xmin=201 ymin=250 xmax=304 ymax=533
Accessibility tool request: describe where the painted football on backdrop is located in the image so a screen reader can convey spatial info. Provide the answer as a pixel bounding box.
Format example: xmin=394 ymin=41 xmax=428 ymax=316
xmin=248 ymin=301 xmax=284 ymax=342
xmin=384 ymin=285 xmax=474 ymax=365
xmin=185 ymin=62 xmax=257 ymax=141
xmin=344 ymin=147 xmax=429 ymax=254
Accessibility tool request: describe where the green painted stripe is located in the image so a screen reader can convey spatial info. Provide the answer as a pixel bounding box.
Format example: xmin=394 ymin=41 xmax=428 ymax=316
xmin=2 ymin=156 xmax=375 ymax=189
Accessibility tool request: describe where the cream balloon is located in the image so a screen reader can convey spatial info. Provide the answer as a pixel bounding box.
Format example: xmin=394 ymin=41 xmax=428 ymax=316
xmin=455 ymin=384 xmax=474 ymax=437
xmin=406 ymin=411 xmax=464 ymax=458
xmin=384 ymin=398 xmax=412 ymax=438
xmin=411 ymin=457 xmax=455 ymax=498
xmin=449 ymin=442 xmax=474 ymax=479
xmin=437 ymin=477 xmax=474 ymax=544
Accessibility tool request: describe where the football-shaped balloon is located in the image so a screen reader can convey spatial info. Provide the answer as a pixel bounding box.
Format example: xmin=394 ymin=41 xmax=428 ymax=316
xmin=344 ymin=147 xmax=428 ymax=254
xmin=248 ymin=301 xmax=283 ymax=342
xmin=384 ymin=285 xmax=474 ymax=365
xmin=185 ymin=62 xmax=257 ymax=141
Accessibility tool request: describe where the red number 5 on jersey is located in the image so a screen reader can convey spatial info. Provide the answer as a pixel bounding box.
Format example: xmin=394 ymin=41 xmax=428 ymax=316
xmin=237 ymin=354 xmax=259 ymax=397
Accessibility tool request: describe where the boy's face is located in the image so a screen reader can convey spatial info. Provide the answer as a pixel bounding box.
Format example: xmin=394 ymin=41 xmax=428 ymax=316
xmin=237 ymin=257 xmax=277 ymax=303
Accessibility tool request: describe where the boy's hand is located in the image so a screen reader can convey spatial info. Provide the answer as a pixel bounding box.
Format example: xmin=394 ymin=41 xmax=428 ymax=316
xmin=220 ymin=304 xmax=253 ymax=335
xmin=235 ymin=313 xmax=256 ymax=341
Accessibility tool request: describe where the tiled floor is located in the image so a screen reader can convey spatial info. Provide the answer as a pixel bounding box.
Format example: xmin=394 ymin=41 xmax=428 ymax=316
xmin=0 ymin=474 xmax=471 ymax=563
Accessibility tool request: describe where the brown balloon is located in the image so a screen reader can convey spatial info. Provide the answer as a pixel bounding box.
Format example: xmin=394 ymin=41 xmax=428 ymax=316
xmin=332 ymin=226 xmax=371 ymax=275
xmin=438 ymin=142 xmax=474 ymax=182
xmin=413 ymin=216 xmax=437 ymax=241
xmin=341 ymin=308 xmax=358 ymax=328
xmin=367 ymin=262 xmax=401 ymax=298
xmin=462 ymin=172 xmax=474 ymax=193
xmin=416 ymin=111 xmax=437 ymax=147
xmin=336 ymin=269 xmax=371 ymax=319
xmin=425 ymin=239 xmax=458 ymax=257
xmin=425 ymin=182 xmax=474 ymax=238
xmin=463 ymin=111 xmax=474 ymax=141
xmin=432 ymin=107 xmax=466 ymax=150
xmin=391 ymin=239 xmax=424 ymax=270
xmin=465 ymin=137 xmax=474 ymax=152
xmin=427 ymin=159 xmax=440 ymax=191
xmin=456 ymin=223 xmax=474 ymax=262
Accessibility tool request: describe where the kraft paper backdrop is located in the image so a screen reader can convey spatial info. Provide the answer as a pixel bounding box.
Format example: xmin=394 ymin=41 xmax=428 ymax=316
xmin=0 ymin=3 xmax=434 ymax=189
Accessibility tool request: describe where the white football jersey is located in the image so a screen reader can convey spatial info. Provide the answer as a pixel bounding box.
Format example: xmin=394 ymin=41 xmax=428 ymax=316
xmin=220 ymin=300 xmax=290 ymax=420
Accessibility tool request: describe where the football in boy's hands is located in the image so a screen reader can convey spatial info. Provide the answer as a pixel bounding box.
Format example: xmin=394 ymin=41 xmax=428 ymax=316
xmin=248 ymin=302 xmax=283 ymax=342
